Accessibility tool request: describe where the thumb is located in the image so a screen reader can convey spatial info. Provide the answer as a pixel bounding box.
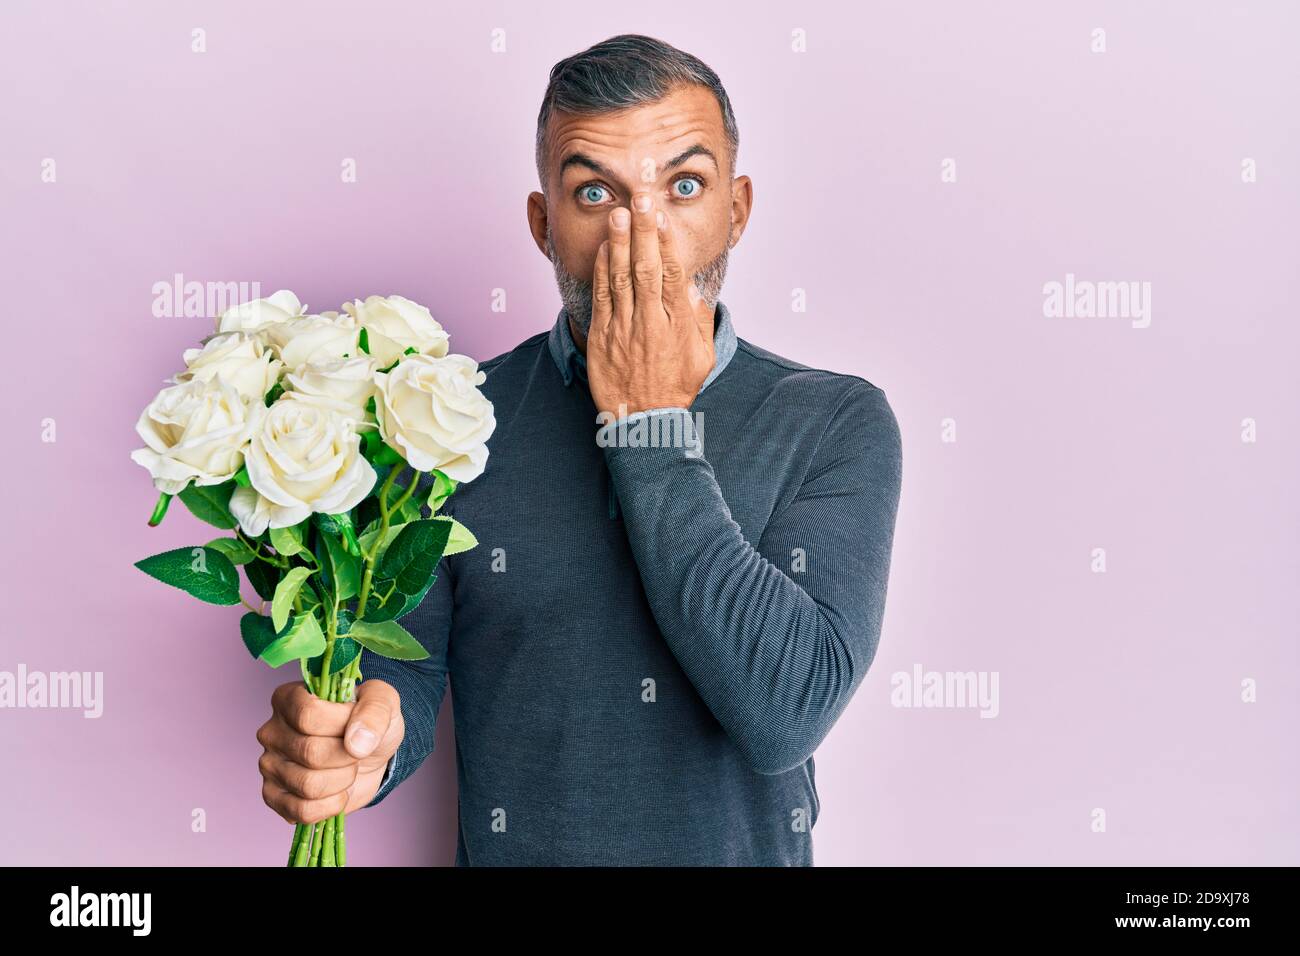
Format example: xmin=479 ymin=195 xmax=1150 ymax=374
xmin=344 ymin=679 xmax=397 ymax=760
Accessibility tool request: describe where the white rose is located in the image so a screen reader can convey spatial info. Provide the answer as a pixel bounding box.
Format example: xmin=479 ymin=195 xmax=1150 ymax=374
xmin=343 ymin=295 xmax=450 ymax=367
xmin=172 ymin=331 xmax=283 ymax=403
xmin=229 ymin=395 xmax=377 ymax=536
xmin=374 ymin=353 xmax=495 ymax=482
xmin=215 ymin=290 xmax=304 ymax=335
xmin=131 ymin=377 xmax=265 ymax=494
xmin=283 ymin=355 xmax=379 ymax=427
xmin=260 ymin=311 xmax=360 ymax=369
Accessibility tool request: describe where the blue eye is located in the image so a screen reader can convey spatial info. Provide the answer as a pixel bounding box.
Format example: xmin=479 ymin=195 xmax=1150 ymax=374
xmin=580 ymin=184 xmax=608 ymax=204
xmin=673 ymin=177 xmax=701 ymax=198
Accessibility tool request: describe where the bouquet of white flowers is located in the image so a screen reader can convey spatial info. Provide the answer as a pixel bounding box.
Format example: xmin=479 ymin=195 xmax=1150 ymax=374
xmin=131 ymin=291 xmax=495 ymax=866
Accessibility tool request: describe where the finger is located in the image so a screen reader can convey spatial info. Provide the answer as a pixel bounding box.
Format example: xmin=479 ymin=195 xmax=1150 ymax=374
xmin=344 ymin=678 xmax=400 ymax=759
xmin=590 ymin=240 xmax=612 ymax=341
xmin=657 ymin=212 xmax=692 ymax=320
xmin=272 ymin=681 xmax=352 ymax=738
xmin=262 ymin=778 xmax=350 ymax=826
xmin=259 ymin=749 xmax=359 ymax=801
xmin=608 ymin=206 xmax=633 ymax=325
xmin=256 ymin=716 xmax=356 ymax=769
xmin=629 ymin=192 xmax=662 ymax=305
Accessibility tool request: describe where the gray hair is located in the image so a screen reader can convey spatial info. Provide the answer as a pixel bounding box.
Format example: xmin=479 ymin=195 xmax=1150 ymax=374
xmin=534 ymin=34 xmax=739 ymax=189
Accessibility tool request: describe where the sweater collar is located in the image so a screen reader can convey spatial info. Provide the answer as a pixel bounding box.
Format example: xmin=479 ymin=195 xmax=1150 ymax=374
xmin=547 ymin=299 xmax=738 ymax=393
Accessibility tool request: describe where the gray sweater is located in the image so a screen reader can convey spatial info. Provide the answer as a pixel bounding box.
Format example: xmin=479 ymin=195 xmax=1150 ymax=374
xmin=359 ymin=301 xmax=903 ymax=865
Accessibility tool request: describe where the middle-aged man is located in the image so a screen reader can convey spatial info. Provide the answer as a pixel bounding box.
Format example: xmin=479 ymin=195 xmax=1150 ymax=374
xmin=257 ymin=33 xmax=903 ymax=865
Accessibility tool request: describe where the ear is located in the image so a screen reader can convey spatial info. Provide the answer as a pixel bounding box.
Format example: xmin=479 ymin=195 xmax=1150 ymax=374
xmin=526 ymin=191 xmax=550 ymax=257
xmin=727 ymin=175 xmax=753 ymax=248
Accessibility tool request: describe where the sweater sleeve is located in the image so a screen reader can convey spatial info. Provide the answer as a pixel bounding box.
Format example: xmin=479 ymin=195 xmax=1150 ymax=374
xmin=599 ymin=383 xmax=902 ymax=775
xmin=357 ymin=552 xmax=454 ymax=808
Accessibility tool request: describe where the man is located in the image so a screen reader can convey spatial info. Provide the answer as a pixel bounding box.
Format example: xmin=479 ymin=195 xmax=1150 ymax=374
xmin=256 ymin=34 xmax=902 ymax=866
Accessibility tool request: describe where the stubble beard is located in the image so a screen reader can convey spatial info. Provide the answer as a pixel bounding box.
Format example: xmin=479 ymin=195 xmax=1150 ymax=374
xmin=545 ymin=223 xmax=732 ymax=339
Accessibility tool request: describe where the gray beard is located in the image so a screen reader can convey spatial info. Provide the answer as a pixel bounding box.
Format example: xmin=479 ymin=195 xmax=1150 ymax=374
xmin=545 ymin=224 xmax=731 ymax=339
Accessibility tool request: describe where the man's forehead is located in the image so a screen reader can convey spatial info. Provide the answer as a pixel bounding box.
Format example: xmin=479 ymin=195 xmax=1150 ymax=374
xmin=547 ymin=87 xmax=726 ymax=172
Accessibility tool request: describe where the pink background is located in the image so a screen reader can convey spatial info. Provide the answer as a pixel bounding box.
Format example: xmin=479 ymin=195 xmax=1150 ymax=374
xmin=1 ymin=1 xmax=1296 ymax=866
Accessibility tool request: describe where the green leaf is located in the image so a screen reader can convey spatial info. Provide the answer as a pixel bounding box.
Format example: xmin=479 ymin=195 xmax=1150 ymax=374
xmin=359 ymin=577 xmax=401 ymax=622
xmin=378 ymin=519 xmax=452 ymax=595
xmin=433 ymin=516 xmax=477 ymax=556
xmin=314 ymin=529 xmax=359 ymax=601
xmin=314 ymin=513 xmax=343 ymax=536
xmin=297 ymin=578 xmax=322 ymax=611
xmin=264 ymin=382 xmax=284 ymax=407
xmin=338 ymin=519 xmax=362 ymax=556
xmin=269 ymin=522 xmax=305 ymax=557
xmin=358 ymin=327 xmax=370 ymax=355
xmin=357 ymin=522 xmax=405 ymax=564
xmin=260 ymin=612 xmax=327 ymax=668
xmin=271 ymin=566 xmax=315 ymax=631
xmin=363 ymin=572 xmax=436 ymax=623
xmin=232 ymin=465 xmax=252 ymax=488
xmin=396 ymin=494 xmax=423 ymax=524
xmin=135 ymin=546 xmax=241 ymax=605
xmin=374 ymin=443 xmax=404 ymax=466
xmin=244 ymin=557 xmax=279 ymax=601
xmin=348 ymin=619 xmax=429 ymax=660
xmin=426 ymin=471 xmax=458 ymax=513
xmin=307 ymin=637 xmax=360 ymax=677
xmin=337 ymin=607 xmax=355 ymax=635
xmin=361 ymin=427 xmax=381 ymax=460
xmin=177 ymin=481 xmax=237 ymax=529
xmin=240 ymin=612 xmax=282 ymax=659
xmin=205 ymin=536 xmax=256 ymax=565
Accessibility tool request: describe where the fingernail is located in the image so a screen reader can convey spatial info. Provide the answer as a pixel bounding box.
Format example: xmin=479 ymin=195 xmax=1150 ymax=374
xmin=611 ymin=207 xmax=630 ymax=229
xmin=655 ymin=210 xmax=666 ymax=229
xmin=348 ymin=726 xmax=377 ymax=755
xmin=633 ymin=193 xmax=652 ymax=213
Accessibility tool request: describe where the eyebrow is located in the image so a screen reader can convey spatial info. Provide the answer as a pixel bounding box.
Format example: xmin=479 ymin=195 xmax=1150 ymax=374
xmin=558 ymin=143 xmax=720 ymax=183
xmin=663 ymin=144 xmax=719 ymax=174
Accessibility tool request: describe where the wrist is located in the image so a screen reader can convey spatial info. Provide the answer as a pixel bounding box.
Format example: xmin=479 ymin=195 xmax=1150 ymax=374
xmin=594 ymin=396 xmax=694 ymax=420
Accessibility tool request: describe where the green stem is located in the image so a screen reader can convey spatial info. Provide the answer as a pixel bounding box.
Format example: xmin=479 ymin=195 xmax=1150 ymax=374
xmin=238 ymin=530 xmax=290 ymax=569
xmin=331 ymin=670 xmax=345 ymax=865
xmin=387 ymin=468 xmax=420 ymax=519
xmin=321 ymin=814 xmax=337 ymax=866
xmin=288 ymin=822 xmax=309 ymax=867
xmin=336 ymin=807 xmax=347 ymax=866
xmin=317 ymin=605 xmax=337 ymax=699
xmin=321 ymin=670 xmax=343 ymax=867
xmin=309 ymin=820 xmax=326 ymax=866
xmin=336 ymin=667 xmax=351 ymax=866
xmin=147 ymin=492 xmax=173 ymax=526
xmin=356 ymin=466 xmax=416 ymax=619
